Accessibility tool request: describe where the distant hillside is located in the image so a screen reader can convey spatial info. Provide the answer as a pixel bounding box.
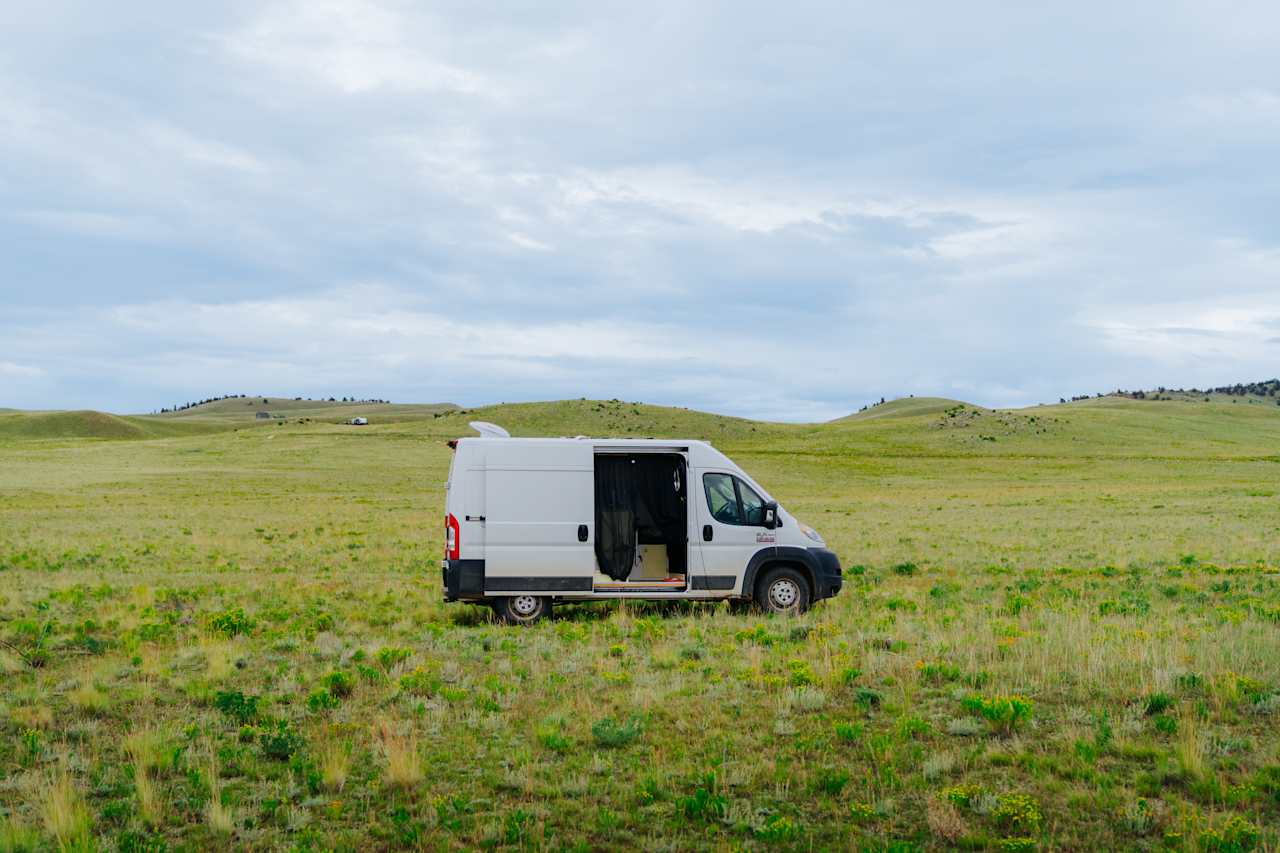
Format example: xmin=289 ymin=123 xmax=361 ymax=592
xmin=427 ymin=398 xmax=767 ymax=440
xmin=152 ymin=396 xmax=458 ymax=423
xmin=153 ymin=394 xmax=394 ymax=415
xmin=835 ymin=396 xmax=976 ymax=422
xmin=1059 ymin=378 xmax=1280 ymax=405
xmin=0 ymin=410 xmax=228 ymax=442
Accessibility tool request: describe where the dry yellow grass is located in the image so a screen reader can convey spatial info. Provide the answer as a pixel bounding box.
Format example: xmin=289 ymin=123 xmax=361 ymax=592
xmin=375 ymin=720 xmax=423 ymax=788
xmin=38 ymin=770 xmax=90 ymax=852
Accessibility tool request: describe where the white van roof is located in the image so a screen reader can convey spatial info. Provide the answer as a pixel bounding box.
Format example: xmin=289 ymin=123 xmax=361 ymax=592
xmin=452 ymin=435 xmax=741 ymax=475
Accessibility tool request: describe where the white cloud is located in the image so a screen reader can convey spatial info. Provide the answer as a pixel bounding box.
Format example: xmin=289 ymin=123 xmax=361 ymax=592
xmin=142 ymin=123 xmax=266 ymax=173
xmin=221 ymin=0 xmax=498 ymax=96
xmin=10 ymin=209 xmax=170 ymax=242
xmin=0 ymin=361 xmax=43 ymax=378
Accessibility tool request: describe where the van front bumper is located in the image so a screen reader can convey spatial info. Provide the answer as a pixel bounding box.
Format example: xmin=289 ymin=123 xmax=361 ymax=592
xmin=811 ymin=548 xmax=843 ymax=600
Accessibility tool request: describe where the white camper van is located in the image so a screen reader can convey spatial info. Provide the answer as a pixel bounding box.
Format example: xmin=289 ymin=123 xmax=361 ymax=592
xmin=441 ymin=424 xmax=842 ymax=623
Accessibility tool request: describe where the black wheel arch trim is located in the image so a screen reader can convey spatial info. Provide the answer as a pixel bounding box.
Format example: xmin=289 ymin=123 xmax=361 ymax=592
xmin=742 ymin=546 xmax=841 ymax=600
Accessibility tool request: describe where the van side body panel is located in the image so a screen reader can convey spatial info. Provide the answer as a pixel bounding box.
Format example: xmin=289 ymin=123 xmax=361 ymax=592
xmin=442 ymin=437 xmax=842 ymax=604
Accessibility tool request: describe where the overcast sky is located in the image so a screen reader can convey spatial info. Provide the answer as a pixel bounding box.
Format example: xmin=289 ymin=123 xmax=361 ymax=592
xmin=2 ymin=2 xmax=1278 ymax=420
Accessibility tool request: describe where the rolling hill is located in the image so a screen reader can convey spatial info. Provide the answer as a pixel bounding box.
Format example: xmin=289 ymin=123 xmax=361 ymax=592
xmin=151 ymin=396 xmax=458 ymax=424
xmin=836 ymin=396 xmax=975 ymax=421
xmin=0 ymin=410 xmax=231 ymax=442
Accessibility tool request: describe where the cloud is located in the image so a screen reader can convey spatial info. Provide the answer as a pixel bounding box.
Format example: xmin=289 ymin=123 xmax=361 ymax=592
xmin=219 ymin=0 xmax=498 ymax=96
xmin=0 ymin=361 xmax=44 ymax=378
xmin=142 ymin=123 xmax=266 ymax=173
xmin=2 ymin=2 xmax=1280 ymax=415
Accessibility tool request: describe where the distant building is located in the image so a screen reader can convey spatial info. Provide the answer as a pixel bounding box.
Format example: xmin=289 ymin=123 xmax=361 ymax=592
xmin=255 ymin=411 xmax=272 ymax=419
xmin=349 ymin=417 xmax=368 ymax=425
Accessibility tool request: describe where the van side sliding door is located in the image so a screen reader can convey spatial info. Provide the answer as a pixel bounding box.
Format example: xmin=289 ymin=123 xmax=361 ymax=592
xmin=482 ymin=443 xmax=596 ymax=593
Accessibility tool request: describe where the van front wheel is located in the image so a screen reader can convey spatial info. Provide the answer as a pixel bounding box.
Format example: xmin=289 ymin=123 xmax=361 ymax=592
xmin=494 ymin=595 xmax=551 ymax=625
xmin=756 ymin=567 xmax=811 ymax=615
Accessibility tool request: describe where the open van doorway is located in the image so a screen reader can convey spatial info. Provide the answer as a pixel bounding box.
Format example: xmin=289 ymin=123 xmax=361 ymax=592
xmin=593 ymin=453 xmax=688 ymax=592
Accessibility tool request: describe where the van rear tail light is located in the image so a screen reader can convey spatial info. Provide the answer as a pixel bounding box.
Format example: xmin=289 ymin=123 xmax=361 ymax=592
xmin=445 ymin=513 xmax=460 ymax=560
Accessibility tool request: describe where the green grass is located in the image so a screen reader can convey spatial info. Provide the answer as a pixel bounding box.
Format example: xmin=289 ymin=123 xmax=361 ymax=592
xmin=0 ymin=396 xmax=1278 ymax=850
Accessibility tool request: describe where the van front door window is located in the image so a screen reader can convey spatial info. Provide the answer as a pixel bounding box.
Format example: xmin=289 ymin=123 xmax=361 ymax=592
xmin=703 ymin=473 xmax=766 ymax=526
xmin=703 ymin=473 xmax=742 ymax=524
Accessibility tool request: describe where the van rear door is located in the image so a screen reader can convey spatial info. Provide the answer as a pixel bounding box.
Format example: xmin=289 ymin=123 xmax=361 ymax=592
xmin=483 ymin=442 xmax=595 ymax=592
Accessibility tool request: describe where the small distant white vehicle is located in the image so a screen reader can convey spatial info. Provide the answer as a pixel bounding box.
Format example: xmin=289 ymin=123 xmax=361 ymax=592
xmin=441 ymin=423 xmax=842 ymax=623
xmin=348 ymin=417 xmax=368 ymax=426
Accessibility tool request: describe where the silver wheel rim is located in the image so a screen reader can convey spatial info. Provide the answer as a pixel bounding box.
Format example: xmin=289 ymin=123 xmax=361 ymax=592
xmin=769 ymin=579 xmax=800 ymax=609
xmin=511 ymin=595 xmax=539 ymax=617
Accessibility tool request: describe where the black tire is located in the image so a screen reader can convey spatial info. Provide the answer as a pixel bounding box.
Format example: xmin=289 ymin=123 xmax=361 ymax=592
xmin=493 ymin=595 xmax=551 ymax=625
xmin=755 ymin=566 xmax=811 ymax=615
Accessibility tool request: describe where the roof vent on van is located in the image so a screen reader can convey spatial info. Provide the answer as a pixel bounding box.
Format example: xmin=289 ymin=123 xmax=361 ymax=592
xmin=469 ymin=421 xmax=511 ymax=438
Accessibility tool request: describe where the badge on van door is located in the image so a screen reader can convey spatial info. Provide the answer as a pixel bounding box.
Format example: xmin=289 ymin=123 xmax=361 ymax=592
xmin=756 ymin=531 xmax=777 ymax=544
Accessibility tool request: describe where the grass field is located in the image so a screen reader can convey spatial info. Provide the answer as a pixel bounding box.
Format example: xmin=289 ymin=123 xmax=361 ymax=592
xmin=1 ymin=396 xmax=1279 ymax=851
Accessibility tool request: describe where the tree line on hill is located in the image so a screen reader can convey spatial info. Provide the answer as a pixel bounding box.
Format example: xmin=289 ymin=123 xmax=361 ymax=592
xmin=155 ymin=394 xmax=392 ymax=414
xmin=1059 ymin=379 xmax=1280 ymax=404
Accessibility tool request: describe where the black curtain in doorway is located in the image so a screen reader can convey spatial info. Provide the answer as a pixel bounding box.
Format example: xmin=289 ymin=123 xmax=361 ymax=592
xmin=594 ymin=455 xmax=688 ymax=581
xmin=594 ymin=456 xmax=637 ymax=581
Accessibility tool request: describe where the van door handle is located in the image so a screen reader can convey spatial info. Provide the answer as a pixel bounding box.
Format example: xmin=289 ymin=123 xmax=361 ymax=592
xmin=702 ymin=525 xmax=713 ymax=542
xmin=465 ymin=515 xmax=485 ymax=522
xmin=578 ymin=524 xmax=588 ymax=542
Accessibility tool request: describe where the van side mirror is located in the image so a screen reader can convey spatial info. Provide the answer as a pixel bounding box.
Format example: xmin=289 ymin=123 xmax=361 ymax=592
xmin=762 ymin=502 xmax=778 ymax=529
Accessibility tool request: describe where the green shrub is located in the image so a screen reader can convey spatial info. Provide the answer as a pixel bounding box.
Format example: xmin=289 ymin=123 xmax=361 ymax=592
xmin=306 ymin=688 xmax=339 ymax=712
xmin=897 ymin=715 xmax=930 ymax=739
xmin=1144 ymin=692 xmax=1174 ymax=716
xmin=855 ymin=688 xmax=883 ymax=709
xmin=961 ymin=694 xmax=1032 ymax=736
xmin=813 ymin=767 xmax=849 ymax=795
xmin=756 ymin=814 xmax=800 ymax=842
xmin=398 ymin=667 xmax=440 ymax=696
xmin=676 ymin=773 xmax=725 ymax=822
xmin=1175 ymin=672 xmax=1204 ymax=691
xmin=848 ymin=801 xmax=876 ymax=823
xmin=788 ymin=659 xmax=816 ymax=686
xmin=1003 ymin=593 xmax=1032 ymax=615
xmin=323 ymin=670 xmax=354 ymax=698
xmin=258 ymin=721 xmax=303 ymax=761
xmin=992 ymin=793 xmax=1042 ymax=834
xmin=1198 ymin=814 xmax=1260 ymax=852
xmin=376 ymin=646 xmax=413 ymax=671
xmin=834 ymin=721 xmax=863 ymax=743
xmin=892 ymin=562 xmax=918 ymax=576
xmin=208 ymin=607 xmax=253 ymax=637
xmin=591 ymin=716 xmax=643 ymax=749
xmin=919 ymin=661 xmax=962 ymax=684
xmin=838 ymin=666 xmax=862 ymax=685
xmin=537 ymin=728 xmax=571 ymax=752
xmin=942 ymin=784 xmax=987 ymax=809
xmin=214 ymin=690 xmax=259 ymax=724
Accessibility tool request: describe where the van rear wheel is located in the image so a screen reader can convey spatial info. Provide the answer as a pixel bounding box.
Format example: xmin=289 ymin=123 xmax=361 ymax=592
xmin=494 ymin=595 xmax=551 ymax=625
xmin=755 ymin=567 xmax=811 ymax=615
